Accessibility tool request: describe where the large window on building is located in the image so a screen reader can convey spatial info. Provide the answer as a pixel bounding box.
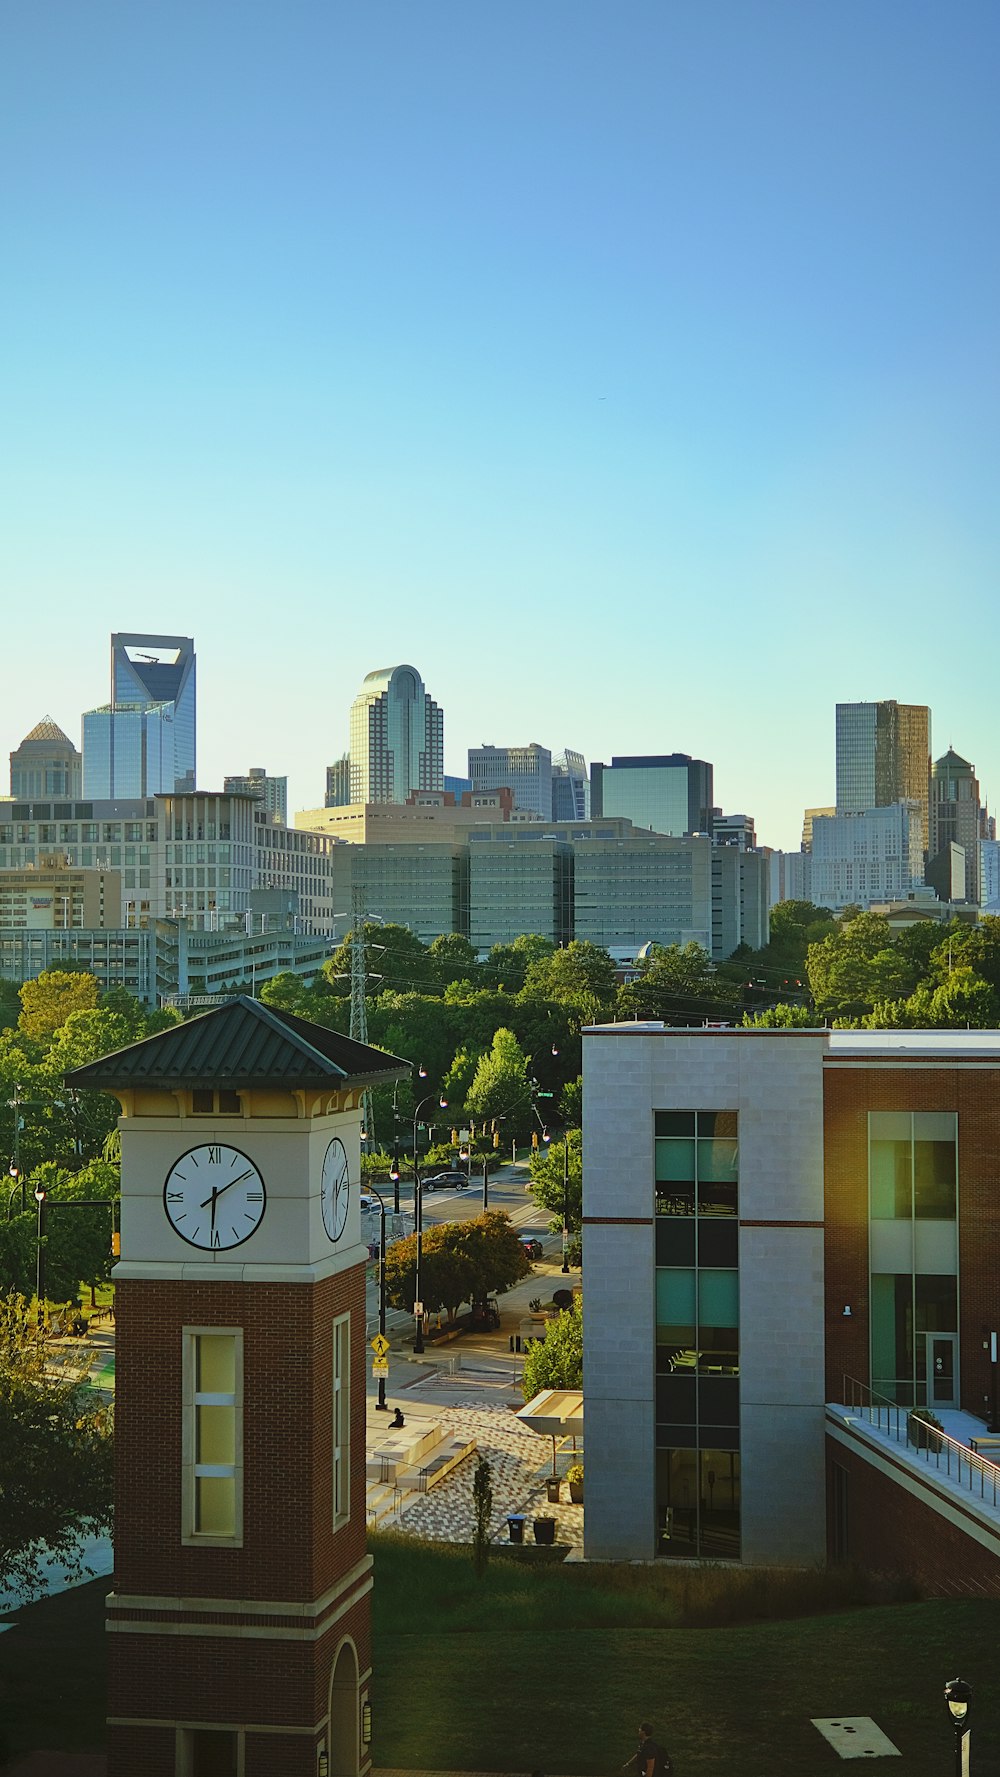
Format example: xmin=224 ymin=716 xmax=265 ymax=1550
xmin=183 ymin=1329 xmax=242 ymax=1543
xmin=655 ymin=1111 xmax=739 ymax=1558
xmin=333 ymin=1313 xmax=350 ymax=1527
xmin=869 ymin=1112 xmax=959 ymax=1406
xmin=869 ymin=1112 xmax=957 ymax=1220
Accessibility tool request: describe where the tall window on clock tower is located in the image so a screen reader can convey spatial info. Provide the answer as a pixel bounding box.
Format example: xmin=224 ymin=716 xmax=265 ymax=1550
xmin=333 ymin=1313 xmax=350 ymax=1526
xmin=183 ymin=1329 xmax=243 ymax=1543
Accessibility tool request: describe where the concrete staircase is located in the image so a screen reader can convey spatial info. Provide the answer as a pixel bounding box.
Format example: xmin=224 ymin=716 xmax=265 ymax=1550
xmin=365 ymin=1416 xmax=476 ymax=1526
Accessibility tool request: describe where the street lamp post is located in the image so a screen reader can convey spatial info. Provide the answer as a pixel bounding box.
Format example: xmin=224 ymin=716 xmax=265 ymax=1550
xmin=368 ymin=1184 xmax=389 ymax=1412
xmin=412 ymin=1092 xmax=447 ymax=1355
xmin=562 ymin=1134 xmax=571 ymax=1273
xmin=944 ymin=1678 xmax=972 ymax=1777
xmin=34 ymin=1183 xmax=47 ymax=1332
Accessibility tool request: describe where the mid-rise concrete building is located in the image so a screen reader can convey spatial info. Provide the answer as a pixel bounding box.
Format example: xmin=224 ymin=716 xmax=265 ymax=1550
xmin=82 ymin=633 xmax=197 ymax=799
xmin=10 ymin=717 xmax=82 ymax=801
xmin=330 ymin=842 xmax=469 ymax=946
xmin=591 ymin=754 xmax=714 ymax=837
xmin=0 ymin=790 xmax=336 ymax=933
xmin=468 ymin=832 xmax=574 ymax=951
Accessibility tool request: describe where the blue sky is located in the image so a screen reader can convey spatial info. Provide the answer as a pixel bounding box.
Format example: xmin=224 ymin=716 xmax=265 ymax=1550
xmin=3 ymin=0 xmax=998 ymax=849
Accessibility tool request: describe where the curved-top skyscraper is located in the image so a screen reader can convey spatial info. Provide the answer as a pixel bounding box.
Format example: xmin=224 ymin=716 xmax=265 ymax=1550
xmin=348 ymin=664 xmax=443 ymax=803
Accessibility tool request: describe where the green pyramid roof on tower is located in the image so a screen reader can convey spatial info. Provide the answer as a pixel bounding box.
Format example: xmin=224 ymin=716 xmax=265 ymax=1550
xmin=64 ymin=995 xmax=409 ymax=1091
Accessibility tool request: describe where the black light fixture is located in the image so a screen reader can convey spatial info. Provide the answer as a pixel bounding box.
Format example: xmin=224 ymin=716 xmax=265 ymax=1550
xmin=944 ymin=1677 xmax=972 ymax=1777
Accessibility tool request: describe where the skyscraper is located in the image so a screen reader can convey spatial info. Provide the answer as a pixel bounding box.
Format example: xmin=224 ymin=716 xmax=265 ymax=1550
xmin=10 ymin=717 xmax=82 ymax=800
xmin=468 ymin=742 xmax=553 ymax=818
xmin=82 ymin=633 xmax=196 ymax=798
xmin=223 ymin=766 xmax=288 ymax=825
xmin=929 ymin=748 xmax=993 ymax=904
xmin=590 ymin=754 xmax=714 ymax=836
xmin=835 ymin=701 xmax=930 ymax=840
xmin=552 ymin=749 xmax=590 ymax=820
xmin=348 ymin=664 xmax=443 ymax=803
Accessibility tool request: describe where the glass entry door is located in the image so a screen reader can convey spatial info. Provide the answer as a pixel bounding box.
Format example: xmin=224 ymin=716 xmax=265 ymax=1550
xmin=925 ymin=1333 xmax=959 ymax=1409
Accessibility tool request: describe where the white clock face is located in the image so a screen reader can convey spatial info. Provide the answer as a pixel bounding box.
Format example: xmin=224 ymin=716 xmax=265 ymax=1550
xmin=321 ymin=1137 xmax=350 ymax=1242
xmin=163 ymin=1145 xmax=266 ymax=1251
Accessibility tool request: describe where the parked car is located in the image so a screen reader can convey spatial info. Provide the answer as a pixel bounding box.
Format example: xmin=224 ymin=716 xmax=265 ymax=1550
xmin=520 ymin=1236 xmax=544 ymax=1259
xmin=359 ymin=1192 xmax=380 ymax=1213
xmin=421 ymin=1169 xmax=470 ymax=1190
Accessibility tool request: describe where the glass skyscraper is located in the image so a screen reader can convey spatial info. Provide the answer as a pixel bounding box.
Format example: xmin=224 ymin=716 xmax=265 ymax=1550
xmin=348 ymin=664 xmax=443 ymax=804
xmin=590 ymin=754 xmax=714 ymax=836
xmin=835 ymin=700 xmax=930 ymax=840
xmin=83 ymin=634 xmax=196 ymax=799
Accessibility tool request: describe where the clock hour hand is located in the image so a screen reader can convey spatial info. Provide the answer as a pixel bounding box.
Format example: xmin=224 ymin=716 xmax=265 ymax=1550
xmin=199 ymin=1169 xmax=255 ymax=1209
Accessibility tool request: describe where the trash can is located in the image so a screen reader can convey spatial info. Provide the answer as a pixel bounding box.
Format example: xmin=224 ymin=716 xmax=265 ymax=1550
xmin=533 ymin=1515 xmax=557 ymax=1546
xmin=507 ymin=1514 xmax=525 ymax=1544
xmin=546 ymin=1477 xmax=561 ymax=1503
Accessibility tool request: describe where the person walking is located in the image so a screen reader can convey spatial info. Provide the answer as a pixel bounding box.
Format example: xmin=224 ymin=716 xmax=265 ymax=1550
xmin=623 ymin=1721 xmax=672 ymax=1777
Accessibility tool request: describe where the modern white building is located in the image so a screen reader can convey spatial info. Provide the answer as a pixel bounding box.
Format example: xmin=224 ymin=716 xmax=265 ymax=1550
xmin=583 ymin=1024 xmax=826 ymax=1565
xmin=348 ymin=664 xmax=444 ymax=804
xmin=809 ymin=802 xmax=924 ymax=910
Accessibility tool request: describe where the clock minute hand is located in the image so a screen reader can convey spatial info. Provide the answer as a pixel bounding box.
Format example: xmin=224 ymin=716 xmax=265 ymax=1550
xmin=199 ymin=1168 xmax=255 ymax=1209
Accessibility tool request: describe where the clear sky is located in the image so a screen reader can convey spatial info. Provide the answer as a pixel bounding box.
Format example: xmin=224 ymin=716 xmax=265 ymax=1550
xmin=3 ymin=0 xmax=998 ymax=849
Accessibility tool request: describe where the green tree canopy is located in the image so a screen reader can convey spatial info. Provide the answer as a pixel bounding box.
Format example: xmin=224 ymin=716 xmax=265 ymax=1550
xmin=0 ymin=1295 xmax=114 ymax=1597
xmin=484 ymin=934 xmax=555 ymax=994
xmin=806 ymin=913 xmax=916 ymax=1023
xmin=528 ymin=1129 xmax=582 ymax=1233
xmin=618 ymin=942 xmax=725 ymax=1022
xmin=383 ymin=1211 xmax=529 ymax=1319
xmin=19 ymin=970 xmax=101 ymax=1040
xmin=521 ymin=1298 xmax=583 ymax=1399
xmin=465 ymin=1027 xmax=530 ymax=1129
xmin=522 ymin=941 xmax=617 ymax=1018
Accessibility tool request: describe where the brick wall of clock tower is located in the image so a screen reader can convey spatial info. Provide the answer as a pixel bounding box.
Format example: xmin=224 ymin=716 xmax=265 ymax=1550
xmin=107 ymin=1260 xmax=372 ymax=1775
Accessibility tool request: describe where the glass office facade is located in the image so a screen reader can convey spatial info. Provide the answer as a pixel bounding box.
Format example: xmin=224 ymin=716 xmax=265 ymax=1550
xmin=835 ymin=700 xmax=930 ymax=839
xmin=655 ymin=1110 xmax=740 ymax=1557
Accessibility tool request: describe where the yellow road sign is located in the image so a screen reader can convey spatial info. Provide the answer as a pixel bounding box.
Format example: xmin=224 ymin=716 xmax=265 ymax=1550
xmin=372 ymin=1360 xmax=390 ymax=1377
xmin=370 ymin=1334 xmax=390 ymax=1360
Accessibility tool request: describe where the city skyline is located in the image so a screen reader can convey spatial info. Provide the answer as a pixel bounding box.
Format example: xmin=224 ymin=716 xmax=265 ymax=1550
xmin=3 ymin=2 xmax=998 ymax=852
xmin=4 ymin=653 xmax=990 ymax=859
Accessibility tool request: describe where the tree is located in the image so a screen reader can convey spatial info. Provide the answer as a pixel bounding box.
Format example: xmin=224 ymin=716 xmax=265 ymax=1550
xmin=382 ymin=1212 xmax=530 ymax=1320
xmin=465 ymin=1028 xmax=529 ymax=1128
xmin=522 ymin=942 xmax=618 ymax=1018
xmin=806 ymin=914 xmax=915 ymax=1023
xmin=528 ymin=1129 xmax=582 ymax=1233
xmin=471 ymin=1454 xmax=493 ymax=1576
xmin=521 ymin=1298 xmax=583 ymax=1399
xmin=0 ymin=1295 xmax=114 ymax=1597
xmin=18 ymin=970 xmax=100 ymax=1040
xmin=428 ymin=933 xmax=480 ymax=989
xmin=485 ymin=934 xmax=555 ymax=994
xmin=742 ymin=1003 xmax=816 ymax=1028
xmin=618 ymin=942 xmax=725 ymax=1022
xmin=559 ymin=1076 xmax=582 ymax=1127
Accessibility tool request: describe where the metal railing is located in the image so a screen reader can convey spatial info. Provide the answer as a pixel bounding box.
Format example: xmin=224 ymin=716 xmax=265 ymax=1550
xmin=841 ymin=1375 xmax=1000 ymax=1509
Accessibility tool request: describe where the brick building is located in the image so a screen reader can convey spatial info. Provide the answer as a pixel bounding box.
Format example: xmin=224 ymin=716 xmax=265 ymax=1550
xmin=582 ymin=1025 xmax=1000 ymax=1580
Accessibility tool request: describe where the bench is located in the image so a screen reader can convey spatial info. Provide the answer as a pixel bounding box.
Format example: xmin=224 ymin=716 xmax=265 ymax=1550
xmin=969 ymin=1436 xmax=1000 ymax=1456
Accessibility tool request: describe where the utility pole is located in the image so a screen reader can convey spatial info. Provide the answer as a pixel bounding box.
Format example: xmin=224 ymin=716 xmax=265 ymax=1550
xmin=349 ymin=885 xmax=375 ymax=1148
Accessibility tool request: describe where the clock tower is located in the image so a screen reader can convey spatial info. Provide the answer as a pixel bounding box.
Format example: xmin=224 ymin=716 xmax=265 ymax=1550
xmin=67 ymin=996 xmax=408 ymax=1777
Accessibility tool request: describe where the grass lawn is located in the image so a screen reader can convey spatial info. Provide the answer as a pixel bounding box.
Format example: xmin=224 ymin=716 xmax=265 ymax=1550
xmin=1 ymin=1545 xmax=997 ymax=1775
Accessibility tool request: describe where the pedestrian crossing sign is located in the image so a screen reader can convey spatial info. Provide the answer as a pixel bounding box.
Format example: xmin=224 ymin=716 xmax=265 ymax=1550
xmin=370 ymin=1333 xmax=391 ymax=1361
